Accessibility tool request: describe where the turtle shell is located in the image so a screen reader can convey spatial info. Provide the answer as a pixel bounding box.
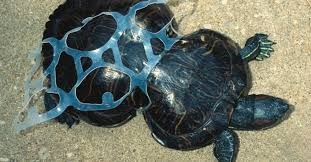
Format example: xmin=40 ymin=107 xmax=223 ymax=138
xmin=143 ymin=29 xmax=247 ymax=150
xmin=42 ymin=0 xmax=177 ymax=127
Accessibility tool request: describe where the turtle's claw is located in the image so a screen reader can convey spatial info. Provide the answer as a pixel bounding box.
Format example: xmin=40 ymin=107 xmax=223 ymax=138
xmin=241 ymin=33 xmax=276 ymax=61
xmin=255 ymin=33 xmax=276 ymax=61
xmin=255 ymin=56 xmax=264 ymax=61
xmin=260 ymin=40 xmax=276 ymax=45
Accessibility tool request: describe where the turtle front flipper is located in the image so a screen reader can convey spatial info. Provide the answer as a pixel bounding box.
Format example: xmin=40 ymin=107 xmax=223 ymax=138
xmin=240 ymin=33 xmax=276 ymax=61
xmin=214 ymin=130 xmax=239 ymax=162
xmin=230 ymin=95 xmax=289 ymax=130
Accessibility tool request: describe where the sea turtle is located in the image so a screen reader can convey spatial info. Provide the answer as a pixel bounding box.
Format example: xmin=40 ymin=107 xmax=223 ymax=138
xmin=141 ymin=30 xmax=290 ymax=161
xmin=42 ymin=0 xmax=177 ymax=127
xmin=40 ymin=0 xmax=290 ymax=161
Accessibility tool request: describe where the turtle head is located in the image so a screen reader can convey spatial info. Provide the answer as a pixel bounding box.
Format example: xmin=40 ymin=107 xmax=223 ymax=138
xmin=230 ymin=95 xmax=290 ymax=130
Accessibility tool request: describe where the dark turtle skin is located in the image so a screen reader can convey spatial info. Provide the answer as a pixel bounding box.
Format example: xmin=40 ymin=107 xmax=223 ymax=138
xmin=142 ymin=30 xmax=289 ymax=162
xmin=42 ymin=0 xmax=177 ymax=127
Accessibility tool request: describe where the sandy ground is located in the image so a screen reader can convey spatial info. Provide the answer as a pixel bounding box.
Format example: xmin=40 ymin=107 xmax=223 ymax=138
xmin=0 ymin=0 xmax=311 ymax=161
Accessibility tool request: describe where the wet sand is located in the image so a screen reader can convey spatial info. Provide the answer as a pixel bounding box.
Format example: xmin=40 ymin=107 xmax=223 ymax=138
xmin=0 ymin=0 xmax=311 ymax=161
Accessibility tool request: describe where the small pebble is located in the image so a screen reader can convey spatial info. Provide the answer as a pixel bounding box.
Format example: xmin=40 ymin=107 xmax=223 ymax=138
xmin=240 ymin=28 xmax=246 ymax=35
xmin=203 ymin=24 xmax=212 ymax=29
xmin=0 ymin=158 xmax=9 ymax=162
xmin=38 ymin=147 xmax=50 ymax=160
xmin=275 ymin=0 xmax=284 ymax=4
xmin=66 ymin=152 xmax=73 ymax=158
xmin=0 ymin=120 xmax=5 ymax=125
xmin=221 ymin=0 xmax=227 ymax=5
xmin=13 ymin=86 xmax=17 ymax=90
